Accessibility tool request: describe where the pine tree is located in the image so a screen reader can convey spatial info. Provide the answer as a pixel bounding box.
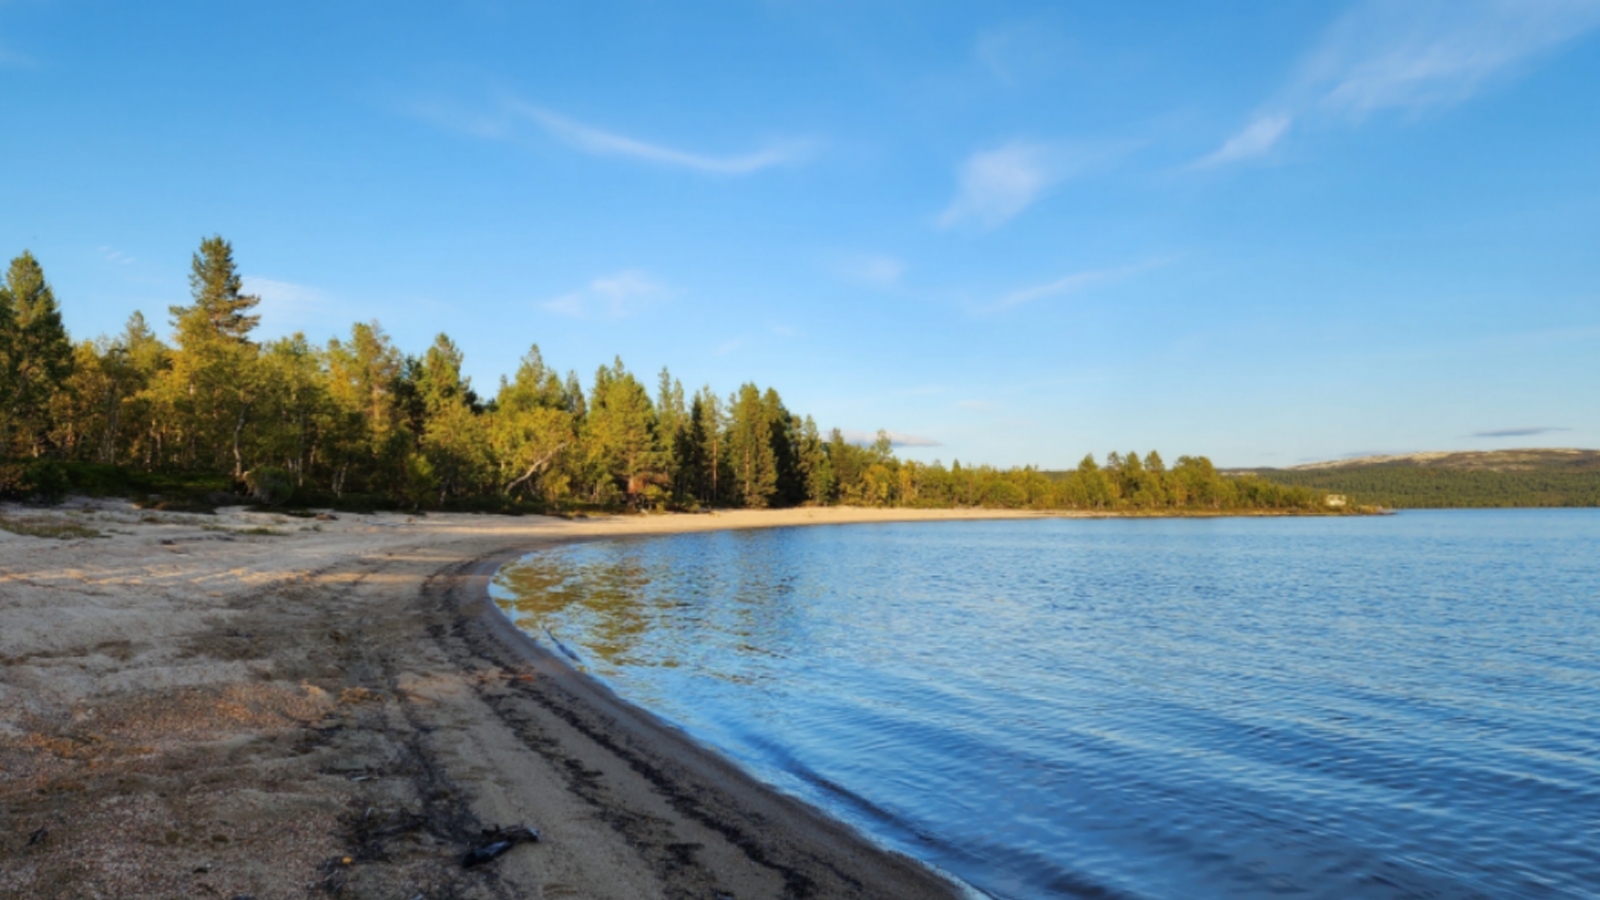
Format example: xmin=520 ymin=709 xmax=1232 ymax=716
xmin=762 ymin=387 xmax=803 ymax=506
xmin=158 ymin=238 xmax=263 ymax=475
xmin=676 ymin=394 xmax=706 ymax=504
xmin=171 ymin=236 xmax=260 ymax=341
xmin=0 ymin=252 xmax=74 ymax=456
xmin=0 ymin=272 xmax=13 ymax=445
xmin=493 ymin=345 xmax=576 ymax=499
xmin=798 ymin=415 xmax=831 ymax=503
xmin=727 ymin=383 xmax=777 ymax=507
xmin=413 ymin=335 xmax=487 ymax=503
xmin=656 ymin=367 xmax=686 ymax=492
xmin=826 ymin=427 xmax=856 ymax=503
xmin=692 ymin=388 xmax=725 ymax=505
xmin=584 ymin=359 xmax=663 ymax=505
xmin=417 ymin=334 xmax=468 ymax=416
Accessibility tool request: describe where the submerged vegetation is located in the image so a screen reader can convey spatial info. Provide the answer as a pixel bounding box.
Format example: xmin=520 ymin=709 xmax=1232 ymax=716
xmin=0 ymin=238 xmax=1343 ymax=514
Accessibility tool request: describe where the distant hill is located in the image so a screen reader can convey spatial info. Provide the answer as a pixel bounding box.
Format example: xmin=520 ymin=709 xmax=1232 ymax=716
xmin=1243 ymin=449 xmax=1600 ymax=508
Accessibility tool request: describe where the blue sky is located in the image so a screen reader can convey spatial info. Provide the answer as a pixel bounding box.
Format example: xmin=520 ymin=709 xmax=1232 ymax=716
xmin=2 ymin=0 xmax=1597 ymax=467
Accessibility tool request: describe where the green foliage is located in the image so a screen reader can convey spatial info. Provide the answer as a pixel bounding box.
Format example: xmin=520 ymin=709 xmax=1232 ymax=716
xmin=0 ymin=237 xmax=1355 ymax=517
xmin=0 ymin=514 xmax=102 ymax=540
xmin=23 ymin=458 xmax=71 ymax=504
xmin=1 ymin=251 xmax=75 ymax=457
xmin=1251 ymin=456 xmax=1600 ymax=508
xmin=172 ymin=236 xmax=260 ymax=341
xmin=727 ymin=383 xmax=777 ymax=508
xmin=244 ymin=466 xmax=295 ymax=505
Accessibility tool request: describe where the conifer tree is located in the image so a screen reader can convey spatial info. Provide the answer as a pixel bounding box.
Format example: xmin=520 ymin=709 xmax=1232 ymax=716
xmin=762 ymin=387 xmax=804 ymax=506
xmin=493 ymin=345 xmax=575 ymax=499
xmin=171 ymin=236 xmax=260 ymax=341
xmin=676 ymin=394 xmax=706 ymax=504
xmin=727 ymin=383 xmax=777 ymax=507
xmin=692 ymin=387 xmax=725 ymax=505
xmin=0 ymin=273 xmax=13 ymax=446
xmin=156 ymin=237 xmax=265 ymax=475
xmin=798 ymin=415 xmax=831 ymax=503
xmin=656 ymin=367 xmax=686 ymax=488
xmin=412 ymin=334 xmax=488 ymax=502
xmin=583 ymin=359 xmax=662 ymax=505
xmin=826 ymin=427 xmax=857 ymax=502
xmin=0 ymin=252 xmax=74 ymax=456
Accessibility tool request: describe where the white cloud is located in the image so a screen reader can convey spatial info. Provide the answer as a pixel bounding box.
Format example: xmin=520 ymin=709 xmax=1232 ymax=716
xmin=939 ymin=140 xmax=1118 ymax=228
xmin=1307 ymin=0 xmax=1600 ymax=117
xmin=99 ymin=246 xmax=136 ymax=265
xmin=243 ymin=276 xmax=328 ymax=333
xmin=939 ymin=141 xmax=1058 ymax=228
xmin=990 ymin=260 xmax=1161 ymax=312
xmin=1193 ymin=115 xmax=1292 ymax=168
xmin=508 ymin=102 xmax=813 ymax=174
xmin=839 ymin=429 xmax=941 ymax=448
xmin=1198 ymin=0 xmax=1600 ymax=166
xmin=544 ymin=271 xmax=665 ymax=319
xmin=838 ymin=254 xmax=906 ymax=288
xmin=406 ymin=96 xmax=816 ymax=174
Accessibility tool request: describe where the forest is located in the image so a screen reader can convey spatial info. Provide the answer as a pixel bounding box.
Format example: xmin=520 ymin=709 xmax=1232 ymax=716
xmin=1252 ymin=455 xmax=1600 ymax=508
xmin=0 ymin=238 xmax=1339 ymax=515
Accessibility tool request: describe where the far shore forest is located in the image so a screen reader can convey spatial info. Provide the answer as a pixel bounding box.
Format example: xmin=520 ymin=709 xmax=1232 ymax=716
xmin=0 ymin=239 xmax=1347 ymax=514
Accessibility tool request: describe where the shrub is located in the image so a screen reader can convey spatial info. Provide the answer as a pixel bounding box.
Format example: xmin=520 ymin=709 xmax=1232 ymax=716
xmin=23 ymin=459 xmax=71 ymax=505
xmin=244 ymin=466 xmax=295 ymax=506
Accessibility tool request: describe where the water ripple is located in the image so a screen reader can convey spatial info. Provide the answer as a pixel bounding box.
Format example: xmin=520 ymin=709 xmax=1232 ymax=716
xmin=492 ymin=510 xmax=1600 ymax=900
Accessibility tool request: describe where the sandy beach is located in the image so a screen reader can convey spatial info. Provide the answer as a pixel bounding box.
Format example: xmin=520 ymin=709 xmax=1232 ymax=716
xmin=1 ymin=500 xmax=1058 ymax=899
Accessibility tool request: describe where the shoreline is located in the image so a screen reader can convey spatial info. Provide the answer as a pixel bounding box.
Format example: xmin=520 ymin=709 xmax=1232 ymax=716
xmin=3 ymin=501 xmax=1047 ymax=899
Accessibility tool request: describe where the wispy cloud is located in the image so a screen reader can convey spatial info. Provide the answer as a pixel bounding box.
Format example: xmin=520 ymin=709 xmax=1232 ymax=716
xmin=1199 ymin=0 xmax=1600 ymax=165
xmin=1473 ymin=426 xmax=1570 ymax=437
xmin=508 ymin=103 xmax=813 ymax=174
xmin=989 ymin=259 xmax=1166 ymax=312
xmin=837 ymin=254 xmax=906 ymax=288
xmin=409 ymin=96 xmax=814 ymax=175
xmin=839 ymin=429 xmax=941 ymax=448
xmin=243 ymin=276 xmax=329 ymax=333
xmin=1193 ymin=115 xmax=1292 ymax=168
xmin=99 ymin=246 xmax=136 ymax=265
xmin=544 ymin=271 xmax=665 ymax=319
xmin=940 ymin=140 xmax=1121 ymax=229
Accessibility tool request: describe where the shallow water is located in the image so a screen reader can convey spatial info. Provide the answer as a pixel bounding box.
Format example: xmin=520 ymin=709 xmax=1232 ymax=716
xmin=491 ymin=511 xmax=1600 ymax=899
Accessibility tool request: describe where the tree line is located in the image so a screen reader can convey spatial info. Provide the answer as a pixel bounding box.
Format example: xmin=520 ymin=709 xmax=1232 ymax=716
xmin=1254 ymin=464 xmax=1600 ymax=508
xmin=0 ymin=237 xmax=1338 ymax=513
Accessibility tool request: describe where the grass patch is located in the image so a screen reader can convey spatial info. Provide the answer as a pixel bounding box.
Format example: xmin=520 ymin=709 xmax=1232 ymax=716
xmin=0 ymin=516 xmax=105 ymax=540
xmin=238 ymin=526 xmax=284 ymax=536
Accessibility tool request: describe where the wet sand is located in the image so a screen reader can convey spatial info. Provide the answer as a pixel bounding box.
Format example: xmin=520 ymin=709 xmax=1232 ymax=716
xmin=1 ymin=501 xmax=1056 ymax=899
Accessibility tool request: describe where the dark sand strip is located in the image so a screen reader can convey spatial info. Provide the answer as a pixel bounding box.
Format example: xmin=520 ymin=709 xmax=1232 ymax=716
xmin=2 ymin=504 xmax=1010 ymax=898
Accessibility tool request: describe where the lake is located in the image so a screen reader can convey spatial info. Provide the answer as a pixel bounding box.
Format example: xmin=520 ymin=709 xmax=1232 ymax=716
xmin=491 ymin=510 xmax=1600 ymax=899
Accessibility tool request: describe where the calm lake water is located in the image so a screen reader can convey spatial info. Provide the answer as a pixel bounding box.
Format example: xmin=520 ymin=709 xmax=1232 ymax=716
xmin=491 ymin=511 xmax=1600 ymax=900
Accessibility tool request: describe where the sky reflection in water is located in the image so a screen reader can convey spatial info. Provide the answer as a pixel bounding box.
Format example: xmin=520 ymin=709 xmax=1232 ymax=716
xmin=492 ymin=512 xmax=1600 ymax=900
